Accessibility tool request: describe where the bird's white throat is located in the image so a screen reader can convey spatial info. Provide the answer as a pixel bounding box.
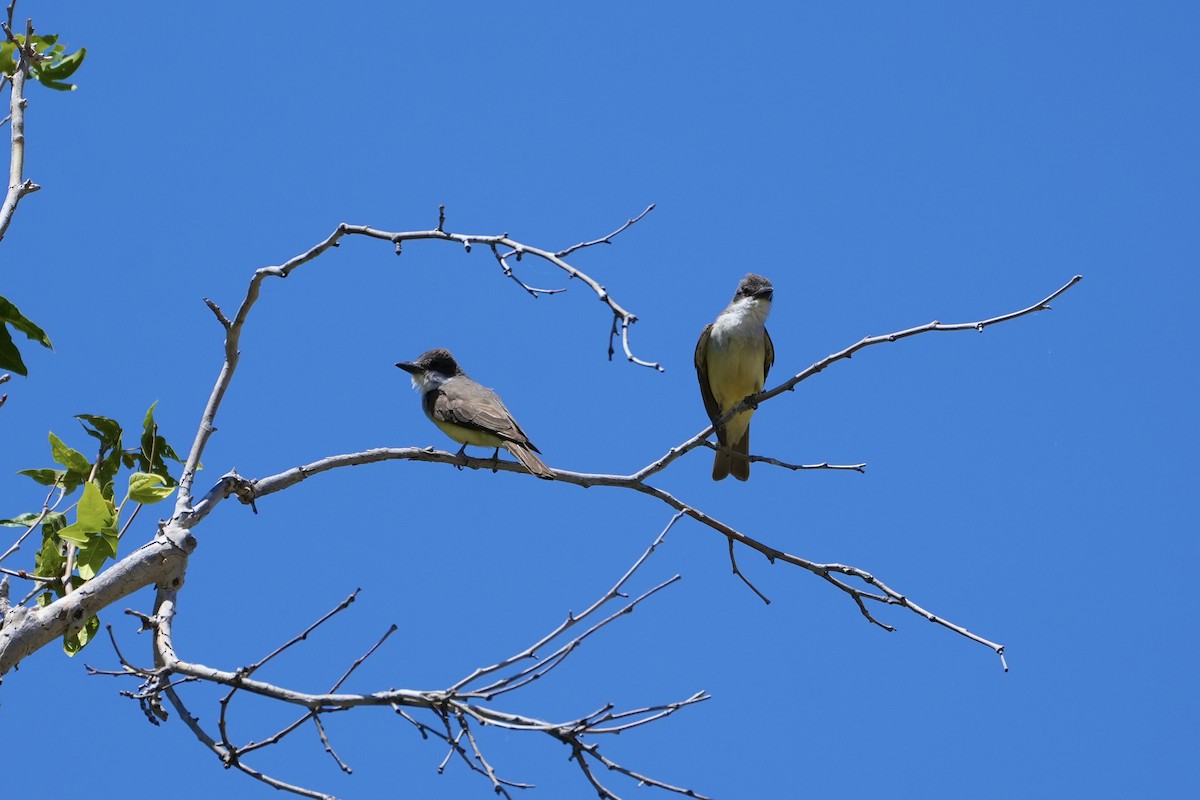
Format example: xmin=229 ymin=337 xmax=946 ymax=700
xmin=711 ymin=296 xmax=770 ymax=341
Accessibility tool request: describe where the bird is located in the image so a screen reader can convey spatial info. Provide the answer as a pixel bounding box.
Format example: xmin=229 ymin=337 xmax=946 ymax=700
xmin=694 ymin=273 xmax=775 ymax=481
xmin=395 ymin=348 xmax=555 ymax=480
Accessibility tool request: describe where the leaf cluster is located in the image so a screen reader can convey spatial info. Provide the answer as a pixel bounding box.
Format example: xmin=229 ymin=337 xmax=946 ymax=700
xmin=1 ymin=404 xmax=183 ymax=653
xmin=1 ymin=33 xmax=86 ymax=91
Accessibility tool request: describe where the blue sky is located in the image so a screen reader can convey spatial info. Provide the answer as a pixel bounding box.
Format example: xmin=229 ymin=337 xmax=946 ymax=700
xmin=2 ymin=2 xmax=1197 ymax=798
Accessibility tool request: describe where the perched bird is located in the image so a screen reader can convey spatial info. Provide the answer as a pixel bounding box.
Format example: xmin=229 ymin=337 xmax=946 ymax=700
xmin=694 ymin=274 xmax=775 ymax=481
xmin=396 ymin=348 xmax=555 ymax=480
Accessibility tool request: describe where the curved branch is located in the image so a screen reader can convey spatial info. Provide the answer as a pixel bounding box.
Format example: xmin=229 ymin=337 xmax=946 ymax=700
xmin=174 ymin=208 xmax=658 ymax=513
xmin=340 ymin=219 xmax=661 ymax=370
xmin=7 ymin=278 xmax=1073 ymax=678
xmin=190 ymin=276 xmax=1081 ymax=672
xmin=187 ymin=446 xmax=1002 ymax=667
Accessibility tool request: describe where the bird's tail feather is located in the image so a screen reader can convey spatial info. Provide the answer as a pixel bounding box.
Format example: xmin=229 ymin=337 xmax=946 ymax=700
xmin=712 ymin=429 xmax=751 ymax=482
xmin=505 ymin=442 xmax=556 ymax=480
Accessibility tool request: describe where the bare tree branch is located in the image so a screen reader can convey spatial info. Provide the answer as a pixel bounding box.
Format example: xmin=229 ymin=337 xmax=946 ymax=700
xmin=0 ymin=523 xmax=194 ymax=675
xmin=162 ymin=679 xmax=334 ymax=800
xmin=173 ymin=208 xmax=659 ymax=513
xmin=0 ymin=5 xmax=42 ymax=242
xmin=0 ymin=187 xmax=1075 ymax=797
xmin=758 ymin=274 xmax=1085 ymax=405
xmin=90 ymin=527 xmax=707 ymax=800
xmin=189 ymin=276 xmax=1081 ymax=672
xmin=636 ymin=274 xmax=1085 ymax=483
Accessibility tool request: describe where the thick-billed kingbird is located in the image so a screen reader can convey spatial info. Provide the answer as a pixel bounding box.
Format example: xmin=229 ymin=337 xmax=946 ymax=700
xmin=694 ymin=273 xmax=775 ymax=481
xmin=396 ymin=348 xmax=555 ymax=480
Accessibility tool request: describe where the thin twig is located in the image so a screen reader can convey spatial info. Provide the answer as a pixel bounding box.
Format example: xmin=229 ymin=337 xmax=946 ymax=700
xmin=312 ymin=714 xmax=352 ymax=774
xmin=455 ymin=710 xmax=514 ymax=798
xmin=233 ymin=592 xmax=376 ymax=758
xmin=728 ymin=537 xmax=770 ymax=604
xmin=163 ymin=682 xmax=334 ymax=800
xmin=452 ymin=515 xmax=681 ymax=693
xmin=203 ymin=297 xmax=231 ymax=329
xmin=489 ymin=243 xmax=566 ymax=297
xmin=246 ymin=589 xmax=360 ymax=673
xmin=0 ymin=567 xmax=55 ymax=582
xmin=0 ymin=481 xmax=64 ymax=564
xmin=468 ymin=574 xmax=681 ymax=699
xmin=555 ymin=202 xmax=655 ymax=258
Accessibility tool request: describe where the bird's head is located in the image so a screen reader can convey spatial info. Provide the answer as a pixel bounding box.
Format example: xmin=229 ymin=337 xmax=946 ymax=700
xmin=396 ymin=348 xmax=463 ymax=390
xmin=733 ymin=273 xmax=774 ymax=305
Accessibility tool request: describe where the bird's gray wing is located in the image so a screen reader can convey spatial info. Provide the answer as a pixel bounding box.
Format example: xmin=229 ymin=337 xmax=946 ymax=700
xmin=429 ymin=379 xmax=540 ymax=451
xmin=694 ymin=323 xmax=722 ymax=428
xmin=763 ymin=327 xmax=775 ymax=383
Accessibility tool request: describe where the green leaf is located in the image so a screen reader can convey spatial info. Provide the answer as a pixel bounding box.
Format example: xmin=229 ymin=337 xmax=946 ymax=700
xmin=127 ymin=471 xmax=174 ymax=504
xmin=0 ymin=512 xmax=41 ymax=527
xmin=98 ymin=447 xmax=123 ymax=497
xmin=63 ymin=614 xmax=99 ymax=656
xmin=17 ymin=468 xmax=66 ymax=488
xmin=141 ymin=402 xmax=158 ymax=451
xmin=34 ymin=533 xmax=63 ymax=578
xmin=0 ymin=325 xmax=28 ymax=375
xmin=50 ymin=431 xmax=92 ymax=475
xmin=76 ymin=416 xmax=125 ymax=496
xmin=36 ymin=77 xmax=77 ymax=92
xmin=38 ymin=46 xmax=85 ymax=81
xmin=76 ymin=414 xmax=122 ymax=447
xmin=76 ymin=531 xmax=117 ymax=580
xmin=0 ymin=42 xmax=16 ymax=75
xmin=56 ymin=482 xmax=116 ymax=545
xmin=139 ymin=402 xmax=181 ymax=486
xmin=0 ymin=295 xmax=53 ymax=349
xmin=55 ymin=525 xmax=89 ymax=545
xmin=42 ymin=511 xmax=65 ymax=533
xmin=78 ymin=481 xmax=115 ymax=529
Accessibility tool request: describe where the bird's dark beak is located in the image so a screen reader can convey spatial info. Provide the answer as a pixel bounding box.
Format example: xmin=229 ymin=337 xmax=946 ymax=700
xmin=757 ymin=288 xmax=774 ymax=301
xmin=395 ymin=361 xmax=419 ymax=375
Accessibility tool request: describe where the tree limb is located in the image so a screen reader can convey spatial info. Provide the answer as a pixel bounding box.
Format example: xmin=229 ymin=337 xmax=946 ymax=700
xmin=183 ymin=276 xmax=1080 ymax=671
xmin=3 ymin=276 xmax=1079 ymax=679
xmin=0 ymin=522 xmax=193 ymax=676
xmin=97 ymin=528 xmax=708 ymax=800
xmin=174 ymin=207 xmax=658 ymax=513
xmin=0 ymin=7 xmax=42 ymax=242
